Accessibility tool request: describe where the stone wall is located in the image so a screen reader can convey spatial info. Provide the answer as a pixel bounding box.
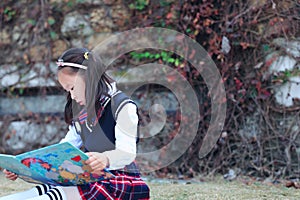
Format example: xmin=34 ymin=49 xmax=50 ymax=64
xmin=0 ymin=0 xmax=181 ymax=154
xmin=1 ymin=1 xmax=300 ymax=177
xmin=0 ymin=0 xmax=135 ymax=153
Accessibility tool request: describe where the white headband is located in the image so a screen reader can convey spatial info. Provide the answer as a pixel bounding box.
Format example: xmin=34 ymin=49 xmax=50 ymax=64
xmin=56 ymin=59 xmax=87 ymax=70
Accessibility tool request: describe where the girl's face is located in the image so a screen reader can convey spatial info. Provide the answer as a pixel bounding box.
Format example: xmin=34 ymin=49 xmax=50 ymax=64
xmin=58 ymin=68 xmax=86 ymax=106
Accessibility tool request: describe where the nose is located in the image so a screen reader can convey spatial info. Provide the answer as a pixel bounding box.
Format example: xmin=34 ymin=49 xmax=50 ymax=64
xmin=70 ymin=91 xmax=76 ymax=100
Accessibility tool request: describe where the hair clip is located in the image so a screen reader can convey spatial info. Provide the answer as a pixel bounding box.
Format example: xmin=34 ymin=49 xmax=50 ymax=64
xmin=84 ymin=52 xmax=89 ymax=60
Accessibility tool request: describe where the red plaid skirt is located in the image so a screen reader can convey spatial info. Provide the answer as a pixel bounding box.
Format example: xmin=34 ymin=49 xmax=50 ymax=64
xmin=77 ymin=170 xmax=150 ymax=200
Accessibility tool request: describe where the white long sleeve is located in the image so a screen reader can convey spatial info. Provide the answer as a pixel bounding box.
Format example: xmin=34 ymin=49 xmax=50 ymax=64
xmin=59 ymin=125 xmax=83 ymax=148
xmin=59 ymin=98 xmax=138 ymax=170
xmin=103 ymin=103 xmax=138 ymax=170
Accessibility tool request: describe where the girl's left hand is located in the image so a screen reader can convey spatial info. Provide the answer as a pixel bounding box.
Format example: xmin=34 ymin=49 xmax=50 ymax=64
xmin=3 ymin=169 xmax=18 ymax=181
xmin=85 ymin=152 xmax=109 ymax=175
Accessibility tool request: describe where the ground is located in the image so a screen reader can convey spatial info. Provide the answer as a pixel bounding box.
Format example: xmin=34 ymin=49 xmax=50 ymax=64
xmin=0 ymin=173 xmax=300 ymax=199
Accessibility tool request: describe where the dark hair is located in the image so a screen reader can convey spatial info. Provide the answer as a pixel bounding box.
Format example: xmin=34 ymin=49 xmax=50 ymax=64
xmin=57 ymin=47 xmax=114 ymax=125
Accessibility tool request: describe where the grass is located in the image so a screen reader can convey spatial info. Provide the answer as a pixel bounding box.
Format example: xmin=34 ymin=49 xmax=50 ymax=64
xmin=1 ymin=173 xmax=300 ymax=199
xmin=149 ymin=179 xmax=300 ymax=200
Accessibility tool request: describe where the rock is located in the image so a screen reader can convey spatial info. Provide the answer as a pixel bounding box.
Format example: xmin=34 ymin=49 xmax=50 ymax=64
xmin=268 ymin=55 xmax=297 ymax=74
xmin=103 ymin=0 xmax=118 ymax=5
xmin=90 ymin=8 xmax=115 ymax=33
xmin=272 ymin=38 xmax=300 ymax=58
xmin=221 ymin=36 xmax=231 ymax=54
xmin=264 ymin=38 xmax=300 ymax=107
xmin=1 ymin=73 xmax=20 ymax=87
xmin=224 ymin=169 xmax=237 ymax=181
xmin=0 ymin=95 xmax=65 ymax=115
xmin=0 ymin=28 xmax=11 ymax=45
xmin=61 ymin=12 xmax=94 ymax=37
xmin=0 ymin=63 xmax=57 ymax=88
xmin=51 ymin=40 xmax=68 ymax=59
xmin=273 ymin=76 xmax=300 ymax=107
xmin=238 ymin=112 xmax=260 ymax=142
xmin=29 ymin=45 xmax=49 ymax=62
xmin=4 ymin=121 xmax=66 ymax=152
xmin=111 ymin=4 xmax=130 ymax=28
xmin=87 ymin=33 xmax=113 ymax=49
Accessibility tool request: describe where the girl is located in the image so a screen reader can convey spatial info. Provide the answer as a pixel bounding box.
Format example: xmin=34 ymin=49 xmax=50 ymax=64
xmin=1 ymin=48 xmax=150 ymax=200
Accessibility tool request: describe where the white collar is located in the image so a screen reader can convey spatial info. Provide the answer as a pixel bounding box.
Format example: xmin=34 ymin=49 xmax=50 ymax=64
xmin=108 ymin=82 xmax=117 ymax=96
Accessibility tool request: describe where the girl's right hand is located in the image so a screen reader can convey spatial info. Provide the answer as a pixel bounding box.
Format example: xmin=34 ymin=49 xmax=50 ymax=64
xmin=3 ymin=169 xmax=18 ymax=181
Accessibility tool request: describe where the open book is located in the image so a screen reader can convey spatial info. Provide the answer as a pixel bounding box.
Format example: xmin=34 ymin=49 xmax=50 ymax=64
xmin=0 ymin=142 xmax=113 ymax=186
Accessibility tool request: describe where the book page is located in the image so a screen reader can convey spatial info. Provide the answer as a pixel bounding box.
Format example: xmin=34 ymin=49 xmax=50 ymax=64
xmin=16 ymin=142 xmax=110 ymax=186
xmin=0 ymin=154 xmax=54 ymax=185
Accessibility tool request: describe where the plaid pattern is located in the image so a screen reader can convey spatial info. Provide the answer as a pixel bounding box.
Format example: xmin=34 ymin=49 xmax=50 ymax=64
xmin=78 ymin=109 xmax=88 ymax=124
xmin=78 ymin=170 xmax=150 ymax=200
xmin=78 ymin=98 xmax=107 ymax=125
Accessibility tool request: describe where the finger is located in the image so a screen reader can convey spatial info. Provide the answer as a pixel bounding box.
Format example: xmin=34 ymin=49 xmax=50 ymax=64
xmin=91 ymin=167 xmax=106 ymax=175
xmin=88 ymin=159 xmax=105 ymax=170
xmin=85 ymin=156 xmax=97 ymax=165
xmin=92 ymin=170 xmax=103 ymax=175
xmin=6 ymin=172 xmax=16 ymax=177
xmin=3 ymin=169 xmax=11 ymax=175
xmin=85 ymin=152 xmax=97 ymax=164
xmin=89 ymin=159 xmax=107 ymax=172
xmin=5 ymin=171 xmax=15 ymax=177
xmin=85 ymin=152 xmax=93 ymax=156
xmin=85 ymin=152 xmax=95 ymax=159
xmin=85 ymin=152 xmax=107 ymax=170
xmin=6 ymin=173 xmax=17 ymax=180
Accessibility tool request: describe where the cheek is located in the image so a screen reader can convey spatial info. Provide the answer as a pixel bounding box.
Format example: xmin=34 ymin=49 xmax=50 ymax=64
xmin=81 ymin=86 xmax=87 ymax=104
xmin=78 ymin=82 xmax=86 ymax=98
xmin=57 ymin=73 xmax=65 ymax=87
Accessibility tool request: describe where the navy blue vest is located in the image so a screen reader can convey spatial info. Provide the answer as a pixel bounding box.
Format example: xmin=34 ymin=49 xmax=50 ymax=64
xmin=74 ymin=92 xmax=137 ymax=153
xmin=80 ymin=101 xmax=116 ymax=152
xmin=74 ymin=92 xmax=141 ymax=173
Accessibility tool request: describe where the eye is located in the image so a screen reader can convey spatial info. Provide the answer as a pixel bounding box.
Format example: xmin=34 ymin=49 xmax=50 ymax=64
xmin=70 ymin=86 xmax=74 ymax=91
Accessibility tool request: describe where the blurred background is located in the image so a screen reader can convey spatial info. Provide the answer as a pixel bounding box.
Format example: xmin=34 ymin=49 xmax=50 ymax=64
xmin=0 ymin=0 xmax=300 ymax=183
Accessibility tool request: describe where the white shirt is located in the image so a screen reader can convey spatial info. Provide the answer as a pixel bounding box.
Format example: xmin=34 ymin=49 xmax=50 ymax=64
xmin=60 ymin=99 xmax=138 ymax=170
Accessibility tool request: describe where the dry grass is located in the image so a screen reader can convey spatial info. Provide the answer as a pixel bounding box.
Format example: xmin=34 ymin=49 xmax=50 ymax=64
xmin=0 ymin=173 xmax=33 ymax=196
xmin=149 ymin=179 xmax=300 ymax=200
xmin=1 ymin=173 xmax=300 ymax=199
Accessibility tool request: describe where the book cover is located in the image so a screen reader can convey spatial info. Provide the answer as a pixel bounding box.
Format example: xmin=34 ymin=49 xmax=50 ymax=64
xmin=0 ymin=142 xmax=113 ymax=186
